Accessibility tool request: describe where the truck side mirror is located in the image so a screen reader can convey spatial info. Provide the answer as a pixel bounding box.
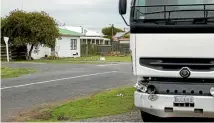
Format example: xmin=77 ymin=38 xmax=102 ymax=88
xmin=119 ymin=0 xmax=127 ymax=15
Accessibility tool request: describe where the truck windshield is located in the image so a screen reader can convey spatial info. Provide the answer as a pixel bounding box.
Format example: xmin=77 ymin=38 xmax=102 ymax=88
xmin=133 ymin=0 xmax=214 ymax=23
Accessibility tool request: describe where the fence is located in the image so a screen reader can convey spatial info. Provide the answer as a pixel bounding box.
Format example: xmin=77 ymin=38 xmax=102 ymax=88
xmin=1 ymin=39 xmax=11 ymax=61
xmin=112 ymin=41 xmax=130 ymax=55
xmin=1 ymin=39 xmax=27 ymax=61
xmin=80 ymin=42 xmax=130 ymax=56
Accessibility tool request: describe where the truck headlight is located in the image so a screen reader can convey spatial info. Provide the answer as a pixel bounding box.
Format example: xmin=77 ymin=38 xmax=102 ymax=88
xmin=147 ymin=85 xmax=157 ymax=94
xmin=134 ymin=83 xmax=147 ymax=93
xmin=210 ymin=87 xmax=214 ymax=96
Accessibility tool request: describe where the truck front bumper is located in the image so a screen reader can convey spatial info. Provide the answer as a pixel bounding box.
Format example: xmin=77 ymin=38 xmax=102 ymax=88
xmin=134 ymin=91 xmax=214 ymax=118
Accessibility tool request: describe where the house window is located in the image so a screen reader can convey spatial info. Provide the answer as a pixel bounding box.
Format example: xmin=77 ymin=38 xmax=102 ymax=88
xmin=71 ymin=39 xmax=77 ymax=50
xmin=100 ymin=40 xmax=103 ymax=45
xmin=87 ymin=39 xmax=90 ymax=44
xmin=105 ymin=41 xmax=109 ymax=45
xmin=92 ymin=39 xmax=95 ymax=44
xmin=96 ymin=40 xmax=99 ymax=45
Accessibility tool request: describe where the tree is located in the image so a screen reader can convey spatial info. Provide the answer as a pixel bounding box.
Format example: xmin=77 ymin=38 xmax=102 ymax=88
xmin=2 ymin=10 xmax=59 ymax=60
xmin=123 ymin=33 xmax=130 ymax=38
xmin=1 ymin=17 xmax=6 ymax=35
xmin=102 ymin=26 xmax=124 ymax=40
xmin=1 ymin=17 xmax=7 ymax=42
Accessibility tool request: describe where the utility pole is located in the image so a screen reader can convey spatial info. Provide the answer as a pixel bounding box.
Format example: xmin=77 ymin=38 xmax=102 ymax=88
xmin=109 ymin=24 xmax=114 ymax=45
xmin=111 ymin=24 xmax=114 ymax=38
xmin=21 ymin=4 xmax=23 ymax=10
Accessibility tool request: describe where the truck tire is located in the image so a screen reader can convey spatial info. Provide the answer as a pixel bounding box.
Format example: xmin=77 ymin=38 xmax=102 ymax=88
xmin=141 ymin=111 xmax=161 ymax=122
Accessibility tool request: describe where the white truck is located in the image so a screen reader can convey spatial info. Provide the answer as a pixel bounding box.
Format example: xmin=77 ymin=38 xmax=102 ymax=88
xmin=118 ymin=0 xmax=214 ymax=122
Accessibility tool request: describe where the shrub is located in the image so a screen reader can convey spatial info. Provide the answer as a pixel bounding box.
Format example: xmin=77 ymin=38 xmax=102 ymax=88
xmin=47 ymin=55 xmax=59 ymax=60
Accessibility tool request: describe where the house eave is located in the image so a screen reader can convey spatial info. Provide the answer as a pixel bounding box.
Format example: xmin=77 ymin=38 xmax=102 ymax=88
xmin=60 ymin=34 xmax=83 ymax=37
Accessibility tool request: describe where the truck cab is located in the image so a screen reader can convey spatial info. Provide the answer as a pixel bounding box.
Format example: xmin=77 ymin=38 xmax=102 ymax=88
xmin=119 ymin=0 xmax=214 ymax=122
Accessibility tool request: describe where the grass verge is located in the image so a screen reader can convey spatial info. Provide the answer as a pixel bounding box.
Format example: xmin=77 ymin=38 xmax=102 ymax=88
xmin=1 ymin=67 xmax=35 ymax=79
xmin=19 ymin=87 xmax=135 ymax=122
xmin=15 ymin=56 xmax=131 ymax=64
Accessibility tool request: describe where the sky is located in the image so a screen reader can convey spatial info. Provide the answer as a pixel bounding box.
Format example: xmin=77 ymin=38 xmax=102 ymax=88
xmin=1 ymin=0 xmax=131 ymax=32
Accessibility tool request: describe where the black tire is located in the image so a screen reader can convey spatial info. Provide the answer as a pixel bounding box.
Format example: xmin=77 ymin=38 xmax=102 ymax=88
xmin=141 ymin=111 xmax=162 ymax=122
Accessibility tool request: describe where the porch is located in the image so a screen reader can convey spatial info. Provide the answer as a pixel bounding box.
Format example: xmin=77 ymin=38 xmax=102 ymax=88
xmin=80 ymin=37 xmax=111 ymax=46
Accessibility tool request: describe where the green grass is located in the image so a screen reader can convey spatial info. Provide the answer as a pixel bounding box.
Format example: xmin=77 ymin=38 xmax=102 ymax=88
xmin=24 ymin=87 xmax=135 ymax=122
xmin=16 ymin=56 xmax=131 ymax=64
xmin=1 ymin=67 xmax=35 ymax=79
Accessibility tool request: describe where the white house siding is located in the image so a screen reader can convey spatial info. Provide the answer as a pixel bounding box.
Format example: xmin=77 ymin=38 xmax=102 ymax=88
xmin=55 ymin=36 xmax=81 ymax=58
xmin=120 ymin=40 xmax=130 ymax=44
xmin=28 ymin=44 xmax=51 ymax=60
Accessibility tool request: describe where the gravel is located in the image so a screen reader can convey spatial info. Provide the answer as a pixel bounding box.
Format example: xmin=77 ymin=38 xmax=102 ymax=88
xmin=79 ymin=110 xmax=143 ymax=122
xmin=79 ymin=110 xmax=214 ymax=122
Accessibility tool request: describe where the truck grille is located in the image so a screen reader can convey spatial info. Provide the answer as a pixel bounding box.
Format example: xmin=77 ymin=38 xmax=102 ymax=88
xmin=173 ymin=103 xmax=195 ymax=107
xmin=148 ymin=81 xmax=214 ymax=96
xmin=139 ymin=58 xmax=214 ymax=71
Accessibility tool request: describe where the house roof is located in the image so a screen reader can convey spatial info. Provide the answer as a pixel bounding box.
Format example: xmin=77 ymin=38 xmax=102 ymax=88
xmin=60 ymin=26 xmax=104 ymax=37
xmin=113 ymin=31 xmax=130 ymax=41
xmin=119 ymin=38 xmax=130 ymax=41
xmin=115 ymin=31 xmax=130 ymax=38
xmin=59 ymin=28 xmax=84 ymax=36
xmin=115 ymin=32 xmax=126 ymax=38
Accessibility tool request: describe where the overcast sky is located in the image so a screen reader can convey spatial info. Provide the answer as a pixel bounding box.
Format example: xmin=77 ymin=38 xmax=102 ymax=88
xmin=1 ymin=0 xmax=131 ymax=32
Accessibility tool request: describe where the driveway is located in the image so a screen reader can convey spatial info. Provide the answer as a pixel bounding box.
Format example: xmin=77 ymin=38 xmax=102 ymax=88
xmin=1 ymin=62 xmax=136 ymax=122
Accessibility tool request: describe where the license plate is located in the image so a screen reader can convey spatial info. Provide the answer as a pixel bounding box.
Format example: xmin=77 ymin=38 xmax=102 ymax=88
xmin=174 ymin=96 xmax=194 ymax=103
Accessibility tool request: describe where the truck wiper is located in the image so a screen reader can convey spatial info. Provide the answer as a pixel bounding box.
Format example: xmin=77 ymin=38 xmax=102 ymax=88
xmin=193 ymin=17 xmax=214 ymax=24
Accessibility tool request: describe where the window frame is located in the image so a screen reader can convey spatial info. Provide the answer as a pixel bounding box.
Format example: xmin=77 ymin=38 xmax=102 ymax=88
xmin=71 ymin=39 xmax=77 ymax=50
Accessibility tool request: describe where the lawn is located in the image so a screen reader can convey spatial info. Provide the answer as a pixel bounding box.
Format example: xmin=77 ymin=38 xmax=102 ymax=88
xmin=18 ymin=56 xmax=131 ymax=64
xmin=1 ymin=67 xmax=35 ymax=79
xmin=21 ymin=87 xmax=135 ymax=122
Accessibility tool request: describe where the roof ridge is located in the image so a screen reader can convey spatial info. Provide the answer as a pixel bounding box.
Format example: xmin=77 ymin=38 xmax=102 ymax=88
xmin=58 ymin=28 xmax=84 ymax=36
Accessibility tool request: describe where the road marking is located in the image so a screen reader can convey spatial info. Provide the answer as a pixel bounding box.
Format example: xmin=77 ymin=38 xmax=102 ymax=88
xmin=14 ymin=62 xmax=46 ymax=64
xmin=2 ymin=62 xmax=46 ymax=64
xmin=97 ymin=63 xmax=131 ymax=67
xmin=1 ymin=71 xmax=117 ymax=90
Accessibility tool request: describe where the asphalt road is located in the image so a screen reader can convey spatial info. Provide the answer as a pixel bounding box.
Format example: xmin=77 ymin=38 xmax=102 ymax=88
xmin=1 ymin=62 xmax=136 ymax=122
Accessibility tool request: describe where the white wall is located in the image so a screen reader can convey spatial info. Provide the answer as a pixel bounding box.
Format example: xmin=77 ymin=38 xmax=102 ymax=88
xmin=120 ymin=40 xmax=130 ymax=44
xmin=28 ymin=44 xmax=51 ymax=60
xmin=55 ymin=36 xmax=81 ymax=58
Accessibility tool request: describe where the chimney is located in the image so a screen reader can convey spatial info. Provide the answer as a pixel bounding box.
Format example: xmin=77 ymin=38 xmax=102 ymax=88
xmin=80 ymin=26 xmax=84 ymax=33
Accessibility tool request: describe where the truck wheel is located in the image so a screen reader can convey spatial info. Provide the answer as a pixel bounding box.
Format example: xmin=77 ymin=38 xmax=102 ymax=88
xmin=141 ymin=111 xmax=161 ymax=122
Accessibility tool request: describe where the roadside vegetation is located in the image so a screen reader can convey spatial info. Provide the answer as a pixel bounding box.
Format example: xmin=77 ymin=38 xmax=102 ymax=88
xmin=1 ymin=67 xmax=35 ymax=79
xmin=1 ymin=10 xmax=59 ymax=60
xmin=16 ymin=55 xmax=132 ymax=64
xmin=18 ymin=87 xmax=135 ymax=122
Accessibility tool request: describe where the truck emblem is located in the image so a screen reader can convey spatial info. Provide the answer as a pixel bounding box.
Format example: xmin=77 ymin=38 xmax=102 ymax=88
xmin=179 ymin=67 xmax=191 ymax=78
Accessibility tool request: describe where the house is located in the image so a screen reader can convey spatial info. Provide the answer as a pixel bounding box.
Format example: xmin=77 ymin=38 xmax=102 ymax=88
xmin=112 ymin=31 xmax=131 ymax=54
xmin=28 ymin=44 xmax=52 ymax=60
xmin=60 ymin=26 xmax=111 ymax=46
xmin=4 ymin=26 xmax=109 ymax=60
xmin=29 ymin=28 xmax=84 ymax=59
xmin=113 ymin=31 xmax=130 ymax=49
xmin=117 ymin=38 xmax=130 ymax=44
xmin=113 ymin=31 xmax=130 ymax=44
xmin=55 ymin=28 xmax=85 ymax=58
